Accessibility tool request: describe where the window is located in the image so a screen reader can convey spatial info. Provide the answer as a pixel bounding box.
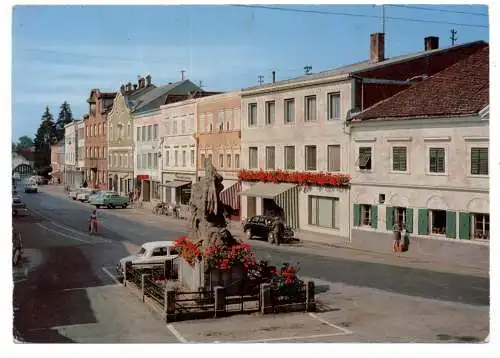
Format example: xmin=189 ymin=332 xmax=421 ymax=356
xmin=208 ymin=154 xmax=213 ymax=165
xmin=234 ymin=154 xmax=240 ymax=169
xmin=182 ymin=150 xmax=186 ymax=167
xmin=153 ymin=124 xmax=158 ymax=139
xmin=147 ymin=153 xmax=152 ymax=169
xmin=361 ymin=205 xmax=372 ymax=226
xmin=165 ymin=151 xmax=170 ymax=167
xmin=200 ymin=154 xmax=206 ymax=168
xmin=284 ymin=146 xmax=295 ymax=170
xmin=173 ymin=121 xmax=178 ymax=134
xmin=265 ymin=146 xmax=275 ymax=169
xmin=327 ymin=145 xmax=341 ymax=171
xmin=430 ymin=210 xmax=446 ymax=235
xmin=305 ymin=145 xmax=317 ymax=170
xmin=219 ymin=123 xmax=223 ymax=132
xmin=248 ymin=103 xmax=257 ymax=126
xmin=327 ymin=92 xmax=341 ymax=120
xmin=473 ymin=213 xmax=489 ymax=240
xmin=142 ymin=154 xmax=147 ymax=169
xmin=265 ymin=101 xmax=275 ymax=125
xmin=248 ymin=147 xmax=258 ymax=169
xmin=394 ymin=207 xmax=406 ymax=227
xmin=137 ymin=155 xmax=140 ymax=169
xmin=209 ymin=123 xmax=213 ymax=132
xmin=226 ymin=122 xmax=230 ymax=131
xmin=358 ymin=147 xmax=372 ymax=170
xmin=227 ymin=154 xmax=232 ymax=168
xmin=136 ymin=127 xmax=140 ymax=141
xmin=166 ymin=123 xmax=170 ymax=135
xmin=471 ymin=147 xmax=488 ymax=175
xmin=151 ymin=247 xmax=167 ymax=257
xmin=174 ymin=150 xmax=178 ymax=166
xmin=125 ymin=154 xmax=128 ymax=168
xmin=190 ymin=150 xmax=195 ymax=166
xmin=429 ymin=147 xmax=445 ymax=173
xmin=141 ymin=126 xmax=146 ymax=141
xmin=153 ymin=153 xmax=157 ymax=169
xmin=284 ymin=99 xmax=295 ymax=123
xmin=127 ymin=123 xmax=131 ymax=138
xmin=219 ymin=154 xmax=224 ymax=168
xmin=147 ymin=125 xmax=152 ymax=140
xmin=309 ymin=196 xmax=339 ymax=229
xmin=181 ymin=120 xmax=186 ymax=134
xmin=392 ymin=146 xmax=407 ymax=172
xmin=305 ymin=95 xmax=316 ymax=122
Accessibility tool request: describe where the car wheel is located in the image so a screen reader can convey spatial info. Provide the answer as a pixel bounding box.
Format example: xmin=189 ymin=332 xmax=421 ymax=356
xmin=122 ymin=204 xmax=127 ymax=209
xmin=110 ymin=204 xmax=115 ymax=209
xmin=268 ymin=232 xmax=276 ymax=244
xmin=107 ymin=204 xmax=112 ymax=209
xmin=245 ymin=229 xmax=253 ymax=239
xmin=95 ymin=204 xmax=100 ymax=209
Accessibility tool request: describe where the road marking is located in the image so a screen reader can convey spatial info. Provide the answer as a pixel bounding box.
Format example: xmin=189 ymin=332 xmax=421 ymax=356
xmin=231 ymin=331 xmax=348 ymax=343
xmin=308 ymin=312 xmax=354 ymax=335
xmin=102 ymin=267 xmax=121 ymax=285
xmin=166 ymin=324 xmax=188 ymax=343
xmin=48 ymin=220 xmax=111 ymax=244
xmin=36 ymin=223 xmax=93 ymax=244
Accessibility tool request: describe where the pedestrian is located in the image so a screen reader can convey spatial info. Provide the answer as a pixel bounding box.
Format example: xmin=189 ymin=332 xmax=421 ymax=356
xmin=89 ymin=209 xmax=98 ymax=233
xmin=392 ymin=222 xmax=402 ymax=252
xmin=401 ymin=225 xmax=410 ymax=252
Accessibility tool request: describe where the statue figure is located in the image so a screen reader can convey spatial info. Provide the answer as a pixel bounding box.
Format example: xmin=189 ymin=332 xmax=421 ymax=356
xmin=189 ymin=159 xmax=238 ymax=249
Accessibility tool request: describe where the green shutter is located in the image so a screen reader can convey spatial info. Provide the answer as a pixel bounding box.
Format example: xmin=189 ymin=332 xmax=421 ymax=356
xmin=405 ymin=208 xmax=413 ymax=233
xmin=459 ymin=212 xmax=471 ymax=240
xmin=386 ymin=206 xmax=394 ymax=230
xmin=371 ymin=205 xmax=378 ymax=229
xmin=353 ymin=204 xmax=360 ymax=227
xmin=418 ymin=209 xmax=428 ymax=235
xmin=446 ymin=211 xmax=456 ymax=238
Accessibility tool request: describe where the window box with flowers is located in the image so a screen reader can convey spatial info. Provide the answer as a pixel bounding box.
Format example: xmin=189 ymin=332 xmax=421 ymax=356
xmin=238 ymin=169 xmax=350 ymax=188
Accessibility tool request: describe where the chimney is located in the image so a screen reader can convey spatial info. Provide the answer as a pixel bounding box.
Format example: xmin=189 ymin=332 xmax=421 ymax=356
xmin=126 ymin=82 xmax=132 ymax=92
xmin=272 ymin=71 xmax=276 ymax=83
xmin=138 ymin=77 xmax=145 ymax=88
xmin=120 ymin=84 xmax=125 ymax=94
xmin=133 ymin=84 xmax=138 ymax=90
xmin=145 ymin=74 xmax=152 ymax=86
xmin=424 ymin=36 xmax=439 ymax=51
xmin=370 ymin=32 xmax=385 ymax=63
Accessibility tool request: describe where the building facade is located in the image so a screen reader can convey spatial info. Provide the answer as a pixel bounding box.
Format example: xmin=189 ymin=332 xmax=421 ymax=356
xmin=197 ymin=91 xmax=242 ymax=217
xmin=50 ymin=140 xmax=65 ymax=183
xmin=108 ymin=76 xmax=156 ymax=195
xmin=349 ymin=47 xmax=489 ymax=257
xmin=161 ymin=99 xmax=197 ymax=206
xmin=239 ymin=33 xmax=487 ymax=240
xmin=76 ymin=120 xmax=85 ymax=185
xmin=63 ymin=120 xmax=80 ymax=187
xmin=84 ymin=89 xmax=116 ymax=189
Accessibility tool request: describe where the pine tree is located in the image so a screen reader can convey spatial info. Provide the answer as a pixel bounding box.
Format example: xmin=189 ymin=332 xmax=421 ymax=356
xmin=33 ymin=106 xmax=57 ymax=169
xmin=55 ymin=101 xmax=73 ymax=141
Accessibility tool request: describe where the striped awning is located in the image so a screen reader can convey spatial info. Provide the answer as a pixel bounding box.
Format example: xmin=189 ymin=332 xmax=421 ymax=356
xmin=162 ymin=180 xmax=191 ymax=188
xmin=239 ymin=182 xmax=296 ymax=199
xmin=220 ymin=181 xmax=241 ymax=211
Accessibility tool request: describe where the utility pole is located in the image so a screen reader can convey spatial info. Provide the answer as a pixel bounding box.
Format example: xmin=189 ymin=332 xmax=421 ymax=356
xmin=257 ymin=75 xmax=264 ymax=85
xmin=450 ymin=29 xmax=458 ymax=46
xmin=181 ymin=70 xmax=186 ymax=81
xmin=198 ymin=80 xmax=204 ymax=89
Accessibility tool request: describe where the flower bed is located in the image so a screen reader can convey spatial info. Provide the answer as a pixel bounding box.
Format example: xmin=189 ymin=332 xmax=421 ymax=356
xmin=205 ymin=243 xmax=257 ymax=271
xmin=174 ymin=236 xmax=202 ymax=265
xmin=238 ymin=169 xmax=350 ymax=187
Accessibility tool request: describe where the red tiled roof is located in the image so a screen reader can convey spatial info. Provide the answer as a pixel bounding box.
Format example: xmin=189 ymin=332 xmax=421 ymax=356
xmin=353 ymin=46 xmax=489 ymax=121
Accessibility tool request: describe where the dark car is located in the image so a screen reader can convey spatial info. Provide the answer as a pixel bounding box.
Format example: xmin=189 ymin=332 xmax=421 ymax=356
xmin=243 ymin=215 xmax=294 ymax=243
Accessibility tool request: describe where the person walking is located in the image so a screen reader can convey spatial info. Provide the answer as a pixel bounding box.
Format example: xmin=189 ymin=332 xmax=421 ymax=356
xmin=89 ymin=209 xmax=98 ymax=234
xmin=401 ymin=225 xmax=410 ymax=252
xmin=392 ymin=222 xmax=402 ymax=252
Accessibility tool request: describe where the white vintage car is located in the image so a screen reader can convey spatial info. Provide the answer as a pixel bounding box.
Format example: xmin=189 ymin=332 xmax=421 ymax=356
xmin=116 ymin=241 xmax=179 ymax=278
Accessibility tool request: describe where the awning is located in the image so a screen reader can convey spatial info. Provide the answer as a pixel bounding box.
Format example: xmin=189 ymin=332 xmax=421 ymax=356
xmin=162 ymin=180 xmax=191 ymax=188
xmin=239 ymin=182 xmax=296 ymax=199
xmin=220 ymin=181 xmax=241 ymax=211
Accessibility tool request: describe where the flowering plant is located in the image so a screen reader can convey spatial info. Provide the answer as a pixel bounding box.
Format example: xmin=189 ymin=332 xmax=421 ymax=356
xmin=238 ymin=169 xmax=350 ymax=187
xmin=205 ymin=243 xmax=257 ymax=271
xmin=174 ymin=236 xmax=202 ymax=266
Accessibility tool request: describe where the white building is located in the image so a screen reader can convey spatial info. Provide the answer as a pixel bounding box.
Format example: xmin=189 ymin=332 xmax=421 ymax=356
xmin=239 ymin=33 xmax=487 ymax=239
xmin=76 ymin=120 xmax=85 ymax=185
xmin=64 ymin=120 xmax=80 ymax=187
xmin=349 ymin=46 xmax=489 ymax=258
xmin=160 ymin=99 xmax=197 ymax=205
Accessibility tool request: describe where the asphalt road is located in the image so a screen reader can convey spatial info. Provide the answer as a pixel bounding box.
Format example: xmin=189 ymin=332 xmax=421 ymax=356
xmin=12 ymin=184 xmax=489 ymax=342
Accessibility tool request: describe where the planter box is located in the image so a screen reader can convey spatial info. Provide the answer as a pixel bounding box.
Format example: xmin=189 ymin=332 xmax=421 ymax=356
xmin=178 ymin=257 xmax=205 ymax=291
xmin=209 ymin=265 xmax=244 ymax=295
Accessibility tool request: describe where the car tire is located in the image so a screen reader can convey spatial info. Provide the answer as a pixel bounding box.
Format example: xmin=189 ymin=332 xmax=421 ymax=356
xmin=110 ymin=204 xmax=115 ymax=209
xmin=268 ymin=232 xmax=276 ymax=244
xmin=107 ymin=204 xmax=112 ymax=209
xmin=95 ymin=204 xmax=100 ymax=209
xmin=245 ymin=229 xmax=253 ymax=239
xmin=122 ymin=204 xmax=127 ymax=209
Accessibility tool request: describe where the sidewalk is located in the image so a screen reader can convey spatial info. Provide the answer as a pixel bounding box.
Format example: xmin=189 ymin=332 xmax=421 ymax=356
xmin=40 ymin=184 xmax=488 ymax=276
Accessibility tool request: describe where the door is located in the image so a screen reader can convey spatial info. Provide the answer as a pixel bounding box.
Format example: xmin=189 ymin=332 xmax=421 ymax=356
xmin=247 ymin=196 xmax=256 ymax=218
xmin=143 ymin=180 xmax=151 ymax=202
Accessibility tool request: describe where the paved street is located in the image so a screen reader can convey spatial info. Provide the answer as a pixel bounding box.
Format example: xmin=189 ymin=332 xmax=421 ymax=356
xmin=13 ymin=184 xmax=489 ymax=343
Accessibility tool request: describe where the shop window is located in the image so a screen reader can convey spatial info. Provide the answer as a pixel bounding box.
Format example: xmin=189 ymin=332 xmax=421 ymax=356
xmin=430 ymin=209 xmax=446 ymax=235
xmin=473 ymin=213 xmax=489 ymax=240
xmin=360 ymin=204 xmax=372 ymax=226
xmin=309 ymin=196 xmax=339 ymax=229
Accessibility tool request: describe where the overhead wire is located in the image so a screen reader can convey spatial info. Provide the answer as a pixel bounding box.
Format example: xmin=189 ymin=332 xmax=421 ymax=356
xmin=387 ymin=4 xmax=488 ymax=17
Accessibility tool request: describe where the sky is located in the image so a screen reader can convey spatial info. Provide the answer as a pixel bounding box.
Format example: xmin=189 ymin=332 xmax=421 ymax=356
xmin=11 ymin=3 xmax=489 ymax=140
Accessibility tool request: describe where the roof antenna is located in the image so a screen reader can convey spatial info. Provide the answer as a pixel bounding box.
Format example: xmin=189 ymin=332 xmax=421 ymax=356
xmin=450 ymin=29 xmax=458 ymax=46
xmin=257 ymin=75 xmax=264 ymax=85
xmin=181 ymin=70 xmax=186 ymax=81
xmin=304 ymin=65 xmax=312 ymax=75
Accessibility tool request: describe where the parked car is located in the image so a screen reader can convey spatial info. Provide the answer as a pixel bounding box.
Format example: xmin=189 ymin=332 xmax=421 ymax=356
xmin=89 ymin=192 xmax=129 ymax=208
xmin=68 ymin=187 xmax=80 ymax=200
xmin=12 ymin=195 xmax=28 ymax=216
xmin=77 ymin=188 xmax=99 ymax=202
xmin=243 ymin=215 xmax=294 ymax=243
xmin=116 ymin=241 xmax=179 ymax=279
xmin=24 ymin=178 xmax=38 ymax=193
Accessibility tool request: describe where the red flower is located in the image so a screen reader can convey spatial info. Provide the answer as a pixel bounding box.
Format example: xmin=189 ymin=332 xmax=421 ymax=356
xmin=238 ymin=170 xmax=350 ymax=188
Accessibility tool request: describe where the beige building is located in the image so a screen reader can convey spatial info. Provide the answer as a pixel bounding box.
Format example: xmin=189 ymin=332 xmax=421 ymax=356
xmin=239 ymin=33 xmax=487 ymax=239
xmin=197 ymin=91 xmax=242 ymax=217
xmin=349 ymin=47 xmax=489 ymax=254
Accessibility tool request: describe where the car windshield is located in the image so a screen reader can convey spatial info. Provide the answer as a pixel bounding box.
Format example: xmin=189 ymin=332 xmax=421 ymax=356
xmin=137 ymin=247 xmax=146 ymax=256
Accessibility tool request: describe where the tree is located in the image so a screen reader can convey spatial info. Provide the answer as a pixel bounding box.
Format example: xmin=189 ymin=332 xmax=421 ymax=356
xmin=55 ymin=101 xmax=73 ymax=141
xmin=33 ymin=106 xmax=57 ymax=169
xmin=15 ymin=135 xmax=34 ymax=150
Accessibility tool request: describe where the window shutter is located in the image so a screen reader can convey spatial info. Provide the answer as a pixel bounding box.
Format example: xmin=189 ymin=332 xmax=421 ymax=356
xmin=371 ymin=205 xmax=378 ymax=229
xmin=446 ymin=211 xmax=456 ymax=238
xmin=418 ymin=209 xmax=428 ymax=235
xmin=405 ymin=208 xmax=413 ymax=233
xmin=353 ymin=204 xmax=360 ymax=227
xmin=459 ymin=212 xmax=471 ymax=240
xmin=386 ymin=206 xmax=394 ymax=230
